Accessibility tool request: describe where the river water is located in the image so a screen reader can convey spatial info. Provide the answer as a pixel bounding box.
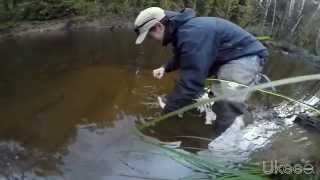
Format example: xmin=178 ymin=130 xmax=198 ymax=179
xmin=0 ymin=29 xmax=319 ymax=179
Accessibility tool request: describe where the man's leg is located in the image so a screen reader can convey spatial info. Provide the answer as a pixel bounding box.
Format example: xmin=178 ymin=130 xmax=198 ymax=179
xmin=211 ymin=55 xmax=264 ymax=134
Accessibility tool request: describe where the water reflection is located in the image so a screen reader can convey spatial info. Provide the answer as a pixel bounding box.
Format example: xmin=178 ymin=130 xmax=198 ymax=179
xmin=0 ymin=29 xmax=180 ymax=179
xmin=0 ymin=29 xmax=319 ymax=179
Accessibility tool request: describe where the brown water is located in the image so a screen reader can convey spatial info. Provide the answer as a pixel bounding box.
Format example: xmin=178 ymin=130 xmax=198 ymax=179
xmin=0 ymin=29 xmax=319 ymax=179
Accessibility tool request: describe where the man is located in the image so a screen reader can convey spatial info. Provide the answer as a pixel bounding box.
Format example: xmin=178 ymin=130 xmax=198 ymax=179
xmin=134 ymin=7 xmax=268 ymax=133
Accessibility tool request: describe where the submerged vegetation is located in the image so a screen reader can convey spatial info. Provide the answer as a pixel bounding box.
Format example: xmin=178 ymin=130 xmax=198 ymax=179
xmin=136 ymin=74 xmax=320 ymax=180
xmin=137 ymin=74 xmax=320 ymax=131
xmin=135 ymin=129 xmax=270 ymax=180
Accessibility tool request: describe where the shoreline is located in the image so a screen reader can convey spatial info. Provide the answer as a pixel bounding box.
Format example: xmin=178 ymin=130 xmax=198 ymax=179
xmin=0 ymin=15 xmax=134 ymax=40
xmin=1 ymin=15 xmax=319 ymax=64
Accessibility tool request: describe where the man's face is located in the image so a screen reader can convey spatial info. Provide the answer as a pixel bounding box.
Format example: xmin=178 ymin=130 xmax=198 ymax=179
xmin=148 ymin=22 xmax=165 ymax=42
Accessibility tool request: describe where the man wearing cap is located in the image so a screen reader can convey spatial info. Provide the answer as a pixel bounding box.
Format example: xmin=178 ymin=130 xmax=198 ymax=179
xmin=134 ymin=7 xmax=268 ymax=133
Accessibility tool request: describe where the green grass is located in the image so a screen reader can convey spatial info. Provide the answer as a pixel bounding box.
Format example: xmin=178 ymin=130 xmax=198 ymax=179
xmin=134 ymin=129 xmax=270 ymax=180
xmin=256 ymin=36 xmax=271 ymax=41
xmin=206 ymin=78 xmax=320 ymax=114
xmin=137 ymin=74 xmax=320 ymax=131
xmin=134 ymin=74 xmax=320 ymax=180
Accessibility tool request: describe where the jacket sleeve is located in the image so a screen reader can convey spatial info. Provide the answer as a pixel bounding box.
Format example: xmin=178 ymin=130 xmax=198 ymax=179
xmin=163 ymin=48 xmax=180 ymax=73
xmin=163 ymin=56 xmax=180 ymax=72
xmin=163 ymin=30 xmax=218 ymax=113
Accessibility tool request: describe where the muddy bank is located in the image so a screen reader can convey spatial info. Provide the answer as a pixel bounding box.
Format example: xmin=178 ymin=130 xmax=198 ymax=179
xmin=0 ymin=15 xmax=134 ymax=40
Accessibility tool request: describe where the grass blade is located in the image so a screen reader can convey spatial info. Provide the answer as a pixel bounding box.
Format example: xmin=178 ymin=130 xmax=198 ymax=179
xmin=206 ymin=78 xmax=320 ymax=114
xmin=138 ymin=74 xmax=320 ymax=130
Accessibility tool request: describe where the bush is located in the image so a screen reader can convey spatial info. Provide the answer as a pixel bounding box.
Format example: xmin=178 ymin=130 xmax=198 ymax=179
xmin=0 ymin=0 xmax=88 ymax=21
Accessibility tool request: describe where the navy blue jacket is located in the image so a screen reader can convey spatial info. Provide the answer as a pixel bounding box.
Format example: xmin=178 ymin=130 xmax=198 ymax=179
xmin=162 ymin=8 xmax=268 ymax=113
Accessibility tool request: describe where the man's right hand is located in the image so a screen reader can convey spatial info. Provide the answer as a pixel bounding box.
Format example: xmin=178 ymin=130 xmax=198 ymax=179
xmin=153 ymin=67 xmax=165 ymax=79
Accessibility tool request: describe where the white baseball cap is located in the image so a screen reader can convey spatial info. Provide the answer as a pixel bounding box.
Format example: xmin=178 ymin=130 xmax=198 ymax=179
xmin=134 ymin=7 xmax=166 ymax=45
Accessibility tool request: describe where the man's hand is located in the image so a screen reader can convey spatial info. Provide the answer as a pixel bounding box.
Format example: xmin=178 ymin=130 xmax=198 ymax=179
xmin=153 ymin=67 xmax=165 ymax=79
xmin=157 ymin=96 xmax=166 ymax=109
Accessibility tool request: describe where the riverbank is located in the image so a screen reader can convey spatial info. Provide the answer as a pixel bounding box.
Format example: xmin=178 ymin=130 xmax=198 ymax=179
xmin=1 ymin=14 xmax=320 ymax=65
xmin=0 ymin=15 xmax=134 ymax=40
xmin=265 ymin=41 xmax=320 ymax=66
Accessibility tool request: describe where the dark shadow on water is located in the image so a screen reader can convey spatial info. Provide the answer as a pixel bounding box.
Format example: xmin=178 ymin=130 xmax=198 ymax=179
xmin=142 ymin=113 xmax=216 ymax=152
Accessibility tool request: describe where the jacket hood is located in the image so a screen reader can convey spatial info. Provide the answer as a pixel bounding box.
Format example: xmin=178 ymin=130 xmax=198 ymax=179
xmin=166 ymin=8 xmax=195 ymax=26
xmin=162 ymin=8 xmax=196 ymax=46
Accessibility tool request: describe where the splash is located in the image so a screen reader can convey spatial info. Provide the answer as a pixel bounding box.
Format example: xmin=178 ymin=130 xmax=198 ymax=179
xmin=195 ymin=92 xmax=216 ymax=125
xmin=201 ymin=96 xmax=320 ymax=164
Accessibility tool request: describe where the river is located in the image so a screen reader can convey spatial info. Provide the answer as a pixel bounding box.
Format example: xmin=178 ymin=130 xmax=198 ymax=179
xmin=0 ymin=29 xmax=319 ymax=179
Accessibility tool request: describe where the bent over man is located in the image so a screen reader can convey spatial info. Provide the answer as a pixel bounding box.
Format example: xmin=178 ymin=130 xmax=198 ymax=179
xmin=134 ymin=7 xmax=268 ymax=133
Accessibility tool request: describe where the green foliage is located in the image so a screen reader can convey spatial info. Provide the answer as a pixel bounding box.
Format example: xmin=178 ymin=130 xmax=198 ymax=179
xmin=256 ymin=36 xmax=271 ymax=41
xmin=0 ymin=0 xmax=257 ymax=22
xmin=0 ymin=0 xmax=103 ymax=21
xmin=134 ymin=129 xmax=270 ymax=180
